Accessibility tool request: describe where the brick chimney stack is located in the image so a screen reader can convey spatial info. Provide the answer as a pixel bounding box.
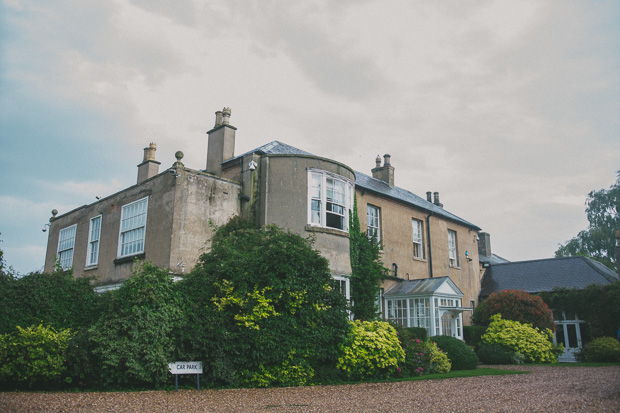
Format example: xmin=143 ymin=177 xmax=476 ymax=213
xmin=478 ymin=232 xmax=492 ymax=258
xmin=137 ymin=142 xmax=161 ymax=184
xmin=206 ymin=107 xmax=237 ymax=176
xmin=372 ymin=154 xmax=395 ymax=188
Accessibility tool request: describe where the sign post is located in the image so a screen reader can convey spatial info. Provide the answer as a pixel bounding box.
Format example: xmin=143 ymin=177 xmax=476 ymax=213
xmin=169 ymin=361 xmax=203 ymax=391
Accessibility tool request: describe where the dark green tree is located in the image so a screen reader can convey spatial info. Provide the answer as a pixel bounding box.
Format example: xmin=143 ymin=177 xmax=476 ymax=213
xmin=90 ymin=262 xmax=182 ymax=387
xmin=349 ymin=195 xmax=388 ymax=321
xmin=0 ymin=266 xmax=101 ymax=335
xmin=176 ymin=219 xmax=349 ymax=387
xmin=556 ymin=171 xmax=620 ymax=272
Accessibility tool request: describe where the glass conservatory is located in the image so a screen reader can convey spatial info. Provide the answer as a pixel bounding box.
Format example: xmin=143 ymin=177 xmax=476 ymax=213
xmin=383 ymin=277 xmax=471 ymax=340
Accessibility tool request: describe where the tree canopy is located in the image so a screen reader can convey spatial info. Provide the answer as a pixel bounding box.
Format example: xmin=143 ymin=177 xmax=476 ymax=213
xmin=177 ymin=218 xmax=350 ymax=387
xmin=556 ymin=171 xmax=619 ymax=272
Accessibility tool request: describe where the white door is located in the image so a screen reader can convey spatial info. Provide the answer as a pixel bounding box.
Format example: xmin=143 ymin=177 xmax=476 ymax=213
xmin=554 ymin=311 xmax=583 ymax=363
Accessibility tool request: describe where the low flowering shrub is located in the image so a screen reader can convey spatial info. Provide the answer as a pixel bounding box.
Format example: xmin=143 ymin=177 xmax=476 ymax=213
xmin=481 ymin=314 xmax=562 ymax=363
xmin=337 ymin=320 xmax=405 ymax=380
xmin=430 ymin=335 xmax=478 ymax=370
xmin=425 ymin=341 xmax=451 ymax=374
xmin=402 ymin=338 xmax=427 ymax=376
xmin=579 ymin=337 xmax=620 ymax=362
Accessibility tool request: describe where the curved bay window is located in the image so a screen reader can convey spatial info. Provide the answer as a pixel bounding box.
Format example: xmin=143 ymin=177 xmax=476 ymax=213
xmin=308 ymin=170 xmax=353 ymax=231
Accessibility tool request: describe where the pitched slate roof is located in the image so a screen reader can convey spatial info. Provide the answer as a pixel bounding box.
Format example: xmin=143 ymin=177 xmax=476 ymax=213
xmin=479 ymin=253 xmax=510 ymax=265
xmin=384 ymin=276 xmax=464 ymax=297
xmin=479 ymin=256 xmax=619 ymax=298
xmin=227 ymin=140 xmax=480 ymax=230
xmin=355 ymin=172 xmax=480 ymax=230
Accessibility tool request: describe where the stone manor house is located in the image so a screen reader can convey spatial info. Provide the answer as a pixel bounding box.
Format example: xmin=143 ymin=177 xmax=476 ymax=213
xmin=45 ymin=107 xmax=486 ymax=340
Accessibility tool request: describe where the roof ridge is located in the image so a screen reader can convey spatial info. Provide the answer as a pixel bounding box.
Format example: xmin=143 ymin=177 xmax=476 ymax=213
xmin=580 ymin=256 xmax=619 ymax=282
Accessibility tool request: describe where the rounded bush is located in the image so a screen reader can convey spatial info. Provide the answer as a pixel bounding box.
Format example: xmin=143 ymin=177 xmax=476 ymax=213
xmin=481 ymin=314 xmax=562 ymax=363
xmin=473 ymin=290 xmax=554 ymax=332
xmin=429 ymin=335 xmax=478 ymax=370
xmin=463 ymin=325 xmax=487 ymax=348
xmin=477 ymin=343 xmax=524 ymax=365
xmin=337 ymin=320 xmax=405 ymax=380
xmin=580 ymin=337 xmax=620 ymax=362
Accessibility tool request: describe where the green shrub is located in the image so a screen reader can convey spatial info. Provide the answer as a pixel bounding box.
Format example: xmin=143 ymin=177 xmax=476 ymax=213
xmin=425 ymin=340 xmax=451 ymax=374
xmin=579 ymin=337 xmax=620 ymax=362
xmin=177 ymin=221 xmax=349 ymax=387
xmin=481 ymin=314 xmax=562 ymax=363
xmin=430 ymin=335 xmax=478 ymax=370
xmin=473 ymin=290 xmax=555 ymax=331
xmin=476 ymin=343 xmax=525 ymax=365
xmin=90 ymin=262 xmax=182 ymax=387
xmin=0 ymin=324 xmax=73 ymax=387
xmin=337 ymin=320 xmax=405 ymax=380
xmin=463 ymin=325 xmax=487 ymax=348
xmin=240 ymin=350 xmax=315 ymax=387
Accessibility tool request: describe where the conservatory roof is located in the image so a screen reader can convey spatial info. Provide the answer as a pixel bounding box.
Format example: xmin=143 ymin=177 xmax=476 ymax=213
xmin=384 ymin=276 xmax=464 ymax=297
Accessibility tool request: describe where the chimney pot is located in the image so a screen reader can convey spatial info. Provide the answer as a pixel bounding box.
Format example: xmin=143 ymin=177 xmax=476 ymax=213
xmin=426 ymin=191 xmax=432 ymax=202
xmin=222 ymin=107 xmax=231 ymax=125
xmin=433 ymin=192 xmax=443 ymax=208
xmin=383 ymin=154 xmax=391 ymax=166
xmin=214 ymin=111 xmax=223 ymax=126
xmin=375 ymin=155 xmax=381 ymax=167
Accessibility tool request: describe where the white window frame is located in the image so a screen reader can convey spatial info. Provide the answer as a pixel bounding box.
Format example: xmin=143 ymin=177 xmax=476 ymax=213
xmin=412 ymin=219 xmax=424 ymax=259
xmin=448 ymin=229 xmax=458 ymax=267
xmin=86 ymin=215 xmax=102 ymax=267
xmin=118 ymin=197 xmax=148 ymax=258
xmin=307 ymin=170 xmax=353 ymax=232
xmin=57 ymin=224 xmax=77 ymax=270
xmin=367 ymin=204 xmax=381 ymax=242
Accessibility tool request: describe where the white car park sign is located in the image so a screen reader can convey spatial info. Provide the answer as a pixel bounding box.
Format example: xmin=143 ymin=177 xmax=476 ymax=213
xmin=169 ymin=361 xmax=203 ymax=391
xmin=169 ymin=361 xmax=203 ymax=374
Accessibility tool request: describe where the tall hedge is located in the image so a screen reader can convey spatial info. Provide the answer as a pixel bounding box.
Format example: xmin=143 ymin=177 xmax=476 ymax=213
xmin=90 ymin=262 xmax=182 ymax=387
xmin=0 ymin=267 xmax=101 ymax=334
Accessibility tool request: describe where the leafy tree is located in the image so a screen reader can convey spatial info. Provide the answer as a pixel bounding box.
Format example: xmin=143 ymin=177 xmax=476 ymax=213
xmin=0 ymin=267 xmax=101 ymax=335
xmin=177 ymin=220 xmax=349 ymax=387
xmin=472 ymin=289 xmax=555 ymax=331
xmin=556 ymin=171 xmax=620 ymax=272
xmin=90 ymin=262 xmax=182 ymax=387
xmin=349 ymin=195 xmax=388 ymax=320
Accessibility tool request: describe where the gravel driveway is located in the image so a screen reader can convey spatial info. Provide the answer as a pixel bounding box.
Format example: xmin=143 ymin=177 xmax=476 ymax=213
xmin=1 ymin=365 xmax=618 ymax=412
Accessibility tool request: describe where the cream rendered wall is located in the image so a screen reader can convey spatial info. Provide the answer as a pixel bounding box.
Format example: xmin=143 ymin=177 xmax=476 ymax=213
xmin=356 ymin=191 xmax=481 ymax=325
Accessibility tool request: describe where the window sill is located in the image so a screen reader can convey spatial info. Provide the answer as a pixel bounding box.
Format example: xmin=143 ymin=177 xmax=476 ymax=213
xmin=412 ymin=256 xmax=427 ymax=263
xmin=305 ymin=225 xmax=350 ymax=237
xmin=84 ymin=265 xmax=98 ymax=271
xmin=114 ymin=253 xmax=146 ymax=265
xmin=449 ymin=264 xmax=461 ymax=270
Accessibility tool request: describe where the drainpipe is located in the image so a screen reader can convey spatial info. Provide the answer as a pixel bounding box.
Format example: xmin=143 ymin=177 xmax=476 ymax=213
xmin=426 ymin=212 xmax=434 ymax=278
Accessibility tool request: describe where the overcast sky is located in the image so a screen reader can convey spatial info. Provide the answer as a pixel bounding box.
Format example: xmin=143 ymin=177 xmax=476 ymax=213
xmin=1 ymin=0 xmax=619 ymax=275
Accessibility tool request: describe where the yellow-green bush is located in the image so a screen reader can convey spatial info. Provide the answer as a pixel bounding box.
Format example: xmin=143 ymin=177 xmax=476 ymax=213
xmin=481 ymin=314 xmax=562 ymax=363
xmin=425 ymin=340 xmax=451 ymax=374
xmin=337 ymin=320 xmax=405 ymax=380
xmin=0 ymin=324 xmax=73 ymax=386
